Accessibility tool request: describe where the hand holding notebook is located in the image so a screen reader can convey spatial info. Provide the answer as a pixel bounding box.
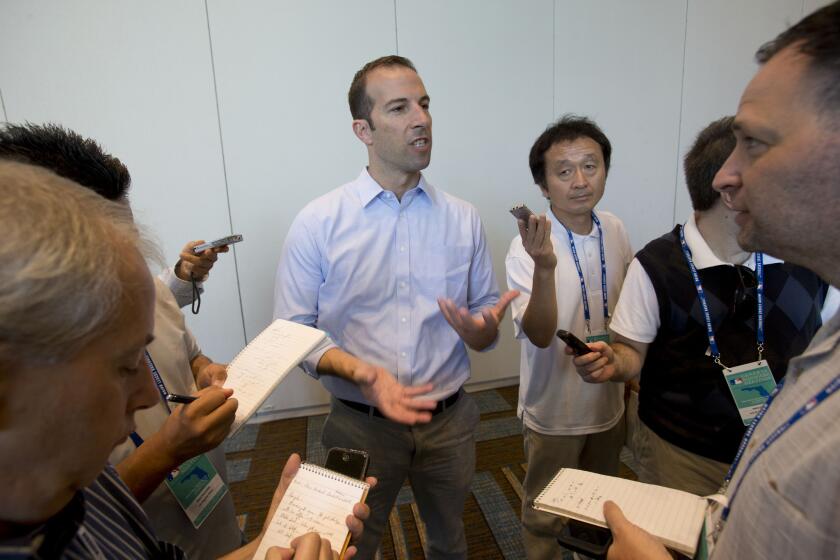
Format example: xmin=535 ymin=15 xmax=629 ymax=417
xmin=534 ymin=468 xmax=717 ymax=557
xmin=254 ymin=458 xmax=370 ymax=560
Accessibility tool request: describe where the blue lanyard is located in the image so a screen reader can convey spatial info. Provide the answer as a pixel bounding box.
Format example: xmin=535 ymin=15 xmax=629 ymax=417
xmin=561 ymin=212 xmax=609 ymax=334
xmin=721 ymin=372 xmax=840 ymax=521
xmin=679 ymin=225 xmax=765 ymax=366
xmin=131 ymin=351 xmax=171 ymax=447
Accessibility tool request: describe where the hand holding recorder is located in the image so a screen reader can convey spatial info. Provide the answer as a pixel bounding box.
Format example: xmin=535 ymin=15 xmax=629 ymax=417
xmin=511 ymin=204 xmax=556 ymax=270
xmin=559 ymin=330 xmax=619 ymax=384
xmin=174 ymin=234 xmax=243 ymax=282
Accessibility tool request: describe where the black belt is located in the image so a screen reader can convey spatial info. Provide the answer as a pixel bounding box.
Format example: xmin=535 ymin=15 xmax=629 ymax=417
xmin=339 ymin=389 xmax=461 ymax=419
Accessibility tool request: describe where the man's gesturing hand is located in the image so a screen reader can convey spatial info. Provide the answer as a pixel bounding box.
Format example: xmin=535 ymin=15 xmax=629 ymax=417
xmin=438 ymin=290 xmax=519 ymax=351
xmin=354 ymin=362 xmax=436 ymax=425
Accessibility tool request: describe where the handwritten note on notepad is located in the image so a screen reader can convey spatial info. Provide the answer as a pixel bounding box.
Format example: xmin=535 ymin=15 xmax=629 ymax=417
xmin=253 ymin=463 xmax=369 ymax=559
xmin=533 ymin=469 xmax=707 ymax=556
xmin=225 ymin=319 xmax=325 ymax=436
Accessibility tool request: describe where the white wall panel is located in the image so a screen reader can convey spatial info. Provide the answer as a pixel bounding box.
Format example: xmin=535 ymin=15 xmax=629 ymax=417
xmin=0 ymin=0 xmax=245 ymax=362
xmin=552 ymin=0 xmax=687 ymax=251
xmin=673 ymin=0 xmax=803 ymax=225
xmin=207 ymin=0 xmax=396 ymax=412
xmin=803 ymin=0 xmax=835 ymax=16
xmin=396 ymin=0 xmax=554 ymax=386
xmin=1 ymin=0 xmax=819 ymax=416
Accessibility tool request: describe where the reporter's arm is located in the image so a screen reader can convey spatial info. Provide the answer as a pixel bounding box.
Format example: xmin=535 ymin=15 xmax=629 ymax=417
xmin=570 ymin=334 xmax=649 ymax=384
xmin=517 ymin=214 xmax=558 ymax=348
xmin=521 ymin=264 xmax=557 ymax=348
xmin=115 ymin=386 xmax=237 ymax=502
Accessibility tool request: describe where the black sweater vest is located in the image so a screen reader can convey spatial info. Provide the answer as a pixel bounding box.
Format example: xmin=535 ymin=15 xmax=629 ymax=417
xmin=636 ymin=226 xmax=827 ymax=463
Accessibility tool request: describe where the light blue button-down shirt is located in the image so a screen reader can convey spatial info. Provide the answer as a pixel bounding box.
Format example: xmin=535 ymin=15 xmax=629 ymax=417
xmin=274 ymin=168 xmax=500 ymax=403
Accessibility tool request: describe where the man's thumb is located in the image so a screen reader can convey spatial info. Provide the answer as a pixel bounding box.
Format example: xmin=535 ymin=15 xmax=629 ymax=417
xmin=603 ymin=500 xmax=627 ymax=533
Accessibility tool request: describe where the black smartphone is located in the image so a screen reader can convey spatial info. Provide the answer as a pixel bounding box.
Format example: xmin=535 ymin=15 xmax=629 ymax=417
xmin=556 ymin=519 xmax=613 ymax=559
xmin=556 ymin=329 xmax=592 ymax=356
xmin=324 ymin=447 xmax=369 ymax=480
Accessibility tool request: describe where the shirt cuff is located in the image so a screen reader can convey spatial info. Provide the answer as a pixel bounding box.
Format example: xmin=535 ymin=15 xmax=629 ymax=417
xmin=158 ymin=266 xmax=204 ymax=309
xmin=301 ymin=336 xmax=338 ymax=379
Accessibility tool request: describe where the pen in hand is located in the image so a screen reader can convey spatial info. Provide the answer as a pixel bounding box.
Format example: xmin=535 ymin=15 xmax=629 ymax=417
xmin=166 ymin=393 xmax=197 ymax=404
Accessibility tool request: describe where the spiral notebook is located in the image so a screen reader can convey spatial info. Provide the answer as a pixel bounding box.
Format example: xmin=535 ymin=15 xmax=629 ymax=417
xmin=533 ymin=468 xmax=708 ymax=557
xmin=224 ymin=319 xmax=325 ymax=436
xmin=253 ymin=463 xmax=370 ymax=559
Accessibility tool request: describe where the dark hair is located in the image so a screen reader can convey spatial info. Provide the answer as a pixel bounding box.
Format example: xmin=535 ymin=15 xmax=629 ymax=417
xmin=528 ymin=115 xmax=612 ymax=188
xmin=755 ymin=1 xmax=840 ymax=112
xmin=0 ymin=123 xmax=130 ymax=201
xmin=348 ymin=55 xmax=417 ymax=130
xmin=684 ymin=116 xmax=735 ymax=211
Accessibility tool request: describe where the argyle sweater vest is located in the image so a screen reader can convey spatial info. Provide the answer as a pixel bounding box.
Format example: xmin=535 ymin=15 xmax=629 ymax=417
xmin=636 ymin=225 xmax=828 ymax=463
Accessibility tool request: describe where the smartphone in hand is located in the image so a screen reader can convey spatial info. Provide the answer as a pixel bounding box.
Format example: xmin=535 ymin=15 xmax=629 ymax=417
xmin=324 ymin=447 xmax=369 ymax=480
xmin=509 ymin=204 xmax=535 ymax=226
xmin=556 ymin=329 xmax=592 ymax=356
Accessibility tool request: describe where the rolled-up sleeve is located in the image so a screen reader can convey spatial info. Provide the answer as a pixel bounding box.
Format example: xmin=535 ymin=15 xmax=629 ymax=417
xmin=466 ymin=214 xmax=501 ymax=350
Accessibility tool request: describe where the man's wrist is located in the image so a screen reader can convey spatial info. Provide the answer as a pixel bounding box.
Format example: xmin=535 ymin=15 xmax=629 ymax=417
xmin=145 ymin=429 xmax=184 ymax=471
xmin=533 ymin=261 xmax=556 ymax=275
xmin=173 ymin=259 xmax=188 ymax=281
xmin=349 ymin=357 xmax=373 ymax=386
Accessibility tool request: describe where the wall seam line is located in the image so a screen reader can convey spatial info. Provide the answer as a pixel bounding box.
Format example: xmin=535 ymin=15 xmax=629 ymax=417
xmin=671 ymin=0 xmax=690 ymax=227
xmin=203 ymin=0 xmax=249 ymax=345
xmin=552 ymin=0 xmax=556 ymax=117
xmin=394 ymin=0 xmax=400 ymax=53
xmin=0 ymin=87 xmax=8 ymax=121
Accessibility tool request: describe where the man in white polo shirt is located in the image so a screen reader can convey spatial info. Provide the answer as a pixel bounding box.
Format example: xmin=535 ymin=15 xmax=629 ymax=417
xmin=506 ymin=115 xmax=632 ymax=559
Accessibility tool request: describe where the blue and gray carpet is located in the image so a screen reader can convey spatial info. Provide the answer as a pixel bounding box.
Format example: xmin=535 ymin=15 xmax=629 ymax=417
xmin=223 ymin=385 xmax=636 ymax=559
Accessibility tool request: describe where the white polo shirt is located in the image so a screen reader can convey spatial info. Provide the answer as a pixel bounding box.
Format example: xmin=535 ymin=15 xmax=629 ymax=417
xmin=506 ymin=209 xmax=633 ymax=435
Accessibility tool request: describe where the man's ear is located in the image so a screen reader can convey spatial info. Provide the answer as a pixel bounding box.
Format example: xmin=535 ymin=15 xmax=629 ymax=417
xmin=352 ymin=119 xmax=374 ymax=146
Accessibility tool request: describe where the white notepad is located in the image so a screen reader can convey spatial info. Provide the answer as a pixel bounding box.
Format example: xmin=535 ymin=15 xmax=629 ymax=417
xmin=533 ymin=468 xmax=708 ymax=556
xmin=253 ymin=463 xmax=369 ymax=559
xmin=225 ymin=319 xmax=325 ymax=436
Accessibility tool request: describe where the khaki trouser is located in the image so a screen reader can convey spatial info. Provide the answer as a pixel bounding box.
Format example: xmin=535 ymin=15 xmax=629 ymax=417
xmin=635 ymin=419 xmax=730 ymax=496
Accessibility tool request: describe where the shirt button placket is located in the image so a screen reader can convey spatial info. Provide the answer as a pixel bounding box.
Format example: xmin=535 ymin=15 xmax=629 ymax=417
xmin=396 ymin=208 xmax=411 ymax=384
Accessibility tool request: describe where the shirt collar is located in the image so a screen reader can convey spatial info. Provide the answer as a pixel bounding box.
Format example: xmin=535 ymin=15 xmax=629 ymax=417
xmin=0 ymin=492 xmax=84 ymax=557
xmin=547 ymin=207 xmax=599 ymax=240
xmin=683 ymin=213 xmax=782 ymax=270
xmin=353 ymin=167 xmax=436 ymax=207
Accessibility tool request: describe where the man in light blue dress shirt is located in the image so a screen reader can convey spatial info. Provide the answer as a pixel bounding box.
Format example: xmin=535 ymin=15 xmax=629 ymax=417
xmin=274 ymin=55 xmax=516 ymax=559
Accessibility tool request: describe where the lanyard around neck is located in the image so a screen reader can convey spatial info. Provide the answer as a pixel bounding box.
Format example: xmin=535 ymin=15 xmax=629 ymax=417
xmin=560 ymin=212 xmax=609 ymax=333
xmin=130 ymin=351 xmax=171 ymax=447
xmin=721 ymin=371 xmax=840 ymax=521
xmin=679 ymin=225 xmax=765 ymax=367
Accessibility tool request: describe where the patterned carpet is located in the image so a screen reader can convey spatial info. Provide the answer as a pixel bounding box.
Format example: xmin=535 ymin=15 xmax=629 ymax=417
xmin=224 ymin=385 xmax=638 ymax=559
